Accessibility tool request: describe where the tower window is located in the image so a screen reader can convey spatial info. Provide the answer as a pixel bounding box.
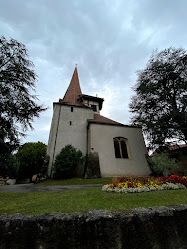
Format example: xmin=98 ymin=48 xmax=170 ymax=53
xmin=70 ymin=121 xmax=72 ymax=125
xmin=71 ymin=107 xmax=73 ymax=112
xmin=113 ymin=137 xmax=130 ymax=159
xmin=91 ymin=105 xmax=97 ymax=112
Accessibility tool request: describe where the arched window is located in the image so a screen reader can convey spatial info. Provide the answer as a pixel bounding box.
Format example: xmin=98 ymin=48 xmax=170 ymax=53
xmin=113 ymin=137 xmax=130 ymax=159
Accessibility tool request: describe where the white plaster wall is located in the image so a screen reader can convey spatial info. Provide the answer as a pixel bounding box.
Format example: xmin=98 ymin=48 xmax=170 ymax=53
xmin=46 ymin=104 xmax=61 ymax=176
xmin=47 ymin=104 xmax=93 ymax=176
xmin=88 ymin=124 xmax=151 ymax=177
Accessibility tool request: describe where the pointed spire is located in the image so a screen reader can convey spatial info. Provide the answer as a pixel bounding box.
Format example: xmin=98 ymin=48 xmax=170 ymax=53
xmin=62 ymin=67 xmax=82 ymax=105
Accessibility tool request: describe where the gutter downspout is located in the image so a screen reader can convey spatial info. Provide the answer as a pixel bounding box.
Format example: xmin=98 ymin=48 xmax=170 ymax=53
xmin=83 ymin=122 xmax=90 ymax=178
xmin=86 ymin=122 xmax=89 ymax=155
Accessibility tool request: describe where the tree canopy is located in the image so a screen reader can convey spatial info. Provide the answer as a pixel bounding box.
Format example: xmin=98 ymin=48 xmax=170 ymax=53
xmin=0 ymin=36 xmax=46 ymax=154
xmin=16 ymin=142 xmax=47 ymax=179
xmin=129 ymin=47 xmax=187 ymax=151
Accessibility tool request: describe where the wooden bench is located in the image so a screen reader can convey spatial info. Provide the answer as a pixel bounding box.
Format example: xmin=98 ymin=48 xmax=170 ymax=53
xmin=0 ymin=178 xmax=8 ymax=185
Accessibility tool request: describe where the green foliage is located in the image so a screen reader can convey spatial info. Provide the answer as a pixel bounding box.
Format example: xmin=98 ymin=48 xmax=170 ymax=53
xmin=0 ymin=36 xmax=46 ymax=155
xmin=53 ymin=145 xmax=85 ymax=179
xmin=148 ymin=153 xmax=178 ymax=177
xmin=0 ymin=153 xmax=19 ymax=178
xmin=129 ymin=47 xmax=187 ymax=151
xmin=16 ymin=142 xmax=47 ymax=179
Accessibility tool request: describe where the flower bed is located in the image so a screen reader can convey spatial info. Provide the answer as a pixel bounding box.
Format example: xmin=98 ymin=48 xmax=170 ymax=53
xmin=102 ymin=175 xmax=187 ymax=193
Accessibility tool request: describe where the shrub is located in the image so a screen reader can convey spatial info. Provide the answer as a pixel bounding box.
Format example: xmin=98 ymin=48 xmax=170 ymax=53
xmin=53 ymin=145 xmax=85 ymax=179
xmin=16 ymin=141 xmax=47 ymax=180
xmin=0 ymin=153 xmax=19 ymax=178
xmin=148 ymin=153 xmax=178 ymax=176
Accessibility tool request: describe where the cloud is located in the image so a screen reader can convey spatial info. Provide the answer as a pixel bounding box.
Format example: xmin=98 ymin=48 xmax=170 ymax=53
xmin=0 ymin=0 xmax=187 ymax=145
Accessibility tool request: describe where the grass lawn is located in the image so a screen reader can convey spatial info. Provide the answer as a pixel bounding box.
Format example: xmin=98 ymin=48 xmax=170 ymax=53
xmin=36 ymin=177 xmax=113 ymax=185
xmin=0 ymin=188 xmax=186 ymax=215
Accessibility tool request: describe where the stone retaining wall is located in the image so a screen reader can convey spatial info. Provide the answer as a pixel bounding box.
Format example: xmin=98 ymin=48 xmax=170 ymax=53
xmin=0 ymin=205 xmax=187 ymax=249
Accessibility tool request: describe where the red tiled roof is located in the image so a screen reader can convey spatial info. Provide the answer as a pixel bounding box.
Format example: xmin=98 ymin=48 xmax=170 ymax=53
xmin=168 ymin=144 xmax=187 ymax=151
xmin=61 ymin=67 xmax=83 ymax=106
xmin=88 ymin=114 xmax=125 ymax=126
xmin=88 ymin=114 xmax=140 ymax=128
xmin=150 ymin=144 xmax=187 ymax=156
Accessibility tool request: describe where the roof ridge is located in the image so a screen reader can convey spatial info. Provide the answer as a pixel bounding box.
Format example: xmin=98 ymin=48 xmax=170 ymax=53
xmin=88 ymin=114 xmax=140 ymax=128
xmin=95 ymin=114 xmax=122 ymax=125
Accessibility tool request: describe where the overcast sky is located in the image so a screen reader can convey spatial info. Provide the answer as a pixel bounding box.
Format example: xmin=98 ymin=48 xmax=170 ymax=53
xmin=1 ymin=0 xmax=187 ymax=145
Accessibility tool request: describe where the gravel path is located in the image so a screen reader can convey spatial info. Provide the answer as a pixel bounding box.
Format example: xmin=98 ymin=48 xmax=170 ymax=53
xmin=0 ymin=183 xmax=104 ymax=192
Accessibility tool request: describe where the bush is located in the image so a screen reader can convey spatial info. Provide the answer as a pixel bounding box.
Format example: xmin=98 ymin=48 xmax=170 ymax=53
xmin=53 ymin=145 xmax=85 ymax=179
xmin=148 ymin=153 xmax=178 ymax=177
xmin=0 ymin=153 xmax=19 ymax=178
xmin=16 ymin=141 xmax=47 ymax=180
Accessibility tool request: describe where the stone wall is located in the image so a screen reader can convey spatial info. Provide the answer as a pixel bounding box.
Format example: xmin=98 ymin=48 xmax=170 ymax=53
xmin=84 ymin=152 xmax=101 ymax=179
xmin=0 ymin=205 xmax=187 ymax=249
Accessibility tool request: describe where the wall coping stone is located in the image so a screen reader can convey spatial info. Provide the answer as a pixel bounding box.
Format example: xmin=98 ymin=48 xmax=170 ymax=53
xmin=0 ymin=205 xmax=187 ymax=249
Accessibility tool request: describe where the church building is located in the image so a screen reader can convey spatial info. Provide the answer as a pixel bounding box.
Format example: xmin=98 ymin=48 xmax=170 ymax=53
xmin=47 ymin=67 xmax=151 ymax=177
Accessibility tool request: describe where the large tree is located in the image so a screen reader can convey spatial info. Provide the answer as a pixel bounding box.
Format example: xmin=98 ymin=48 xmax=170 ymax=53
xmin=16 ymin=142 xmax=47 ymax=180
xmin=129 ymin=47 xmax=187 ymax=151
xmin=0 ymin=36 xmax=46 ymax=154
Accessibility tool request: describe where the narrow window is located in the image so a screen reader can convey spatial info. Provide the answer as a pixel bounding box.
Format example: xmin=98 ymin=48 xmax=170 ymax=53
xmin=71 ymin=107 xmax=73 ymax=112
xmin=70 ymin=121 xmax=72 ymax=125
xmin=114 ymin=140 xmax=121 ymax=158
xmin=91 ymin=105 xmax=97 ymax=112
xmin=113 ymin=137 xmax=130 ymax=159
xmin=121 ymin=140 xmax=128 ymax=158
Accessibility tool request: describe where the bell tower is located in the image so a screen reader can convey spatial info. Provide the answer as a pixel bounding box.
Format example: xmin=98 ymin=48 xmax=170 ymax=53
xmin=46 ymin=67 xmax=95 ymax=176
